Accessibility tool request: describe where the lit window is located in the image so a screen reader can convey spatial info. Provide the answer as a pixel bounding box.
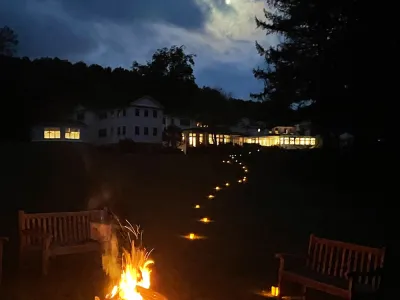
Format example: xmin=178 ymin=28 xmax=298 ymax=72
xmin=284 ymin=138 xmax=289 ymax=145
xmin=300 ymin=138 xmax=305 ymax=145
xmin=290 ymin=138 xmax=295 ymax=145
xmin=65 ymin=128 xmax=80 ymax=139
xmin=310 ymin=138 xmax=316 ymax=145
xmin=44 ymin=128 xmax=61 ymax=139
xmin=279 ymin=138 xmax=284 ymax=145
xmin=189 ymin=133 xmax=197 ymax=147
xmin=199 ymin=133 xmax=204 ymax=144
xmin=305 ymin=138 xmax=310 ymax=145
xmin=295 ymin=138 xmax=300 ymax=145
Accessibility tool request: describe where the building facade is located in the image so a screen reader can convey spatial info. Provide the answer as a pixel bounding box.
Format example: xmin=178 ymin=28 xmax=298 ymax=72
xmin=73 ymin=96 xmax=164 ymax=145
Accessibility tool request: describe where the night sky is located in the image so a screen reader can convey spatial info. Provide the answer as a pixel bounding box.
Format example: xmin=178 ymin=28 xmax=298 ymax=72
xmin=1 ymin=0 xmax=278 ymax=98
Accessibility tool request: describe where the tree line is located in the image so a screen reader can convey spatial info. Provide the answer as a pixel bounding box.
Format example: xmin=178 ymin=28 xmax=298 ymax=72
xmin=1 ymin=26 xmax=294 ymax=142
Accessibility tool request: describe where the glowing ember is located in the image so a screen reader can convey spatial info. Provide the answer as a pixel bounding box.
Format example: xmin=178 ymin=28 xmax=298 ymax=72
xmin=194 ymin=204 xmax=200 ymax=208
xmin=100 ymin=223 xmax=155 ymax=300
xmin=207 ymin=194 xmax=215 ymax=199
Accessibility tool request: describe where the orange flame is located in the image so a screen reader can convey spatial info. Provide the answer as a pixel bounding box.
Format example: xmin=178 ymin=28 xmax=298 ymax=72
xmin=102 ymin=233 xmax=154 ymax=300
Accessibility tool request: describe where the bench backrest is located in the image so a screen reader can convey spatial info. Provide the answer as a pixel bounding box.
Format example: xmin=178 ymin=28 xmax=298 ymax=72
xmin=307 ymin=234 xmax=385 ymax=287
xmin=19 ymin=210 xmax=104 ymax=247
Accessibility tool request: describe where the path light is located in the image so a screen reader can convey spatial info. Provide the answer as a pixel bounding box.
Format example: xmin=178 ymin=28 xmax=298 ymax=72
xmin=239 ymin=162 xmax=242 ymax=165
xmin=226 ymin=160 xmax=231 ymax=164
xmin=242 ymin=166 xmax=246 ymax=169
xmin=257 ymin=149 xmax=260 ymax=152
xmin=215 ymin=186 xmax=221 ymax=191
xmin=238 ymin=179 xmax=243 ymax=183
xmin=249 ymin=152 xmax=252 ymax=154
xmin=195 ymin=204 xmax=200 ymax=209
xmin=244 ymin=169 xmax=248 ymax=173
xmin=242 ymin=177 xmax=247 ymax=182
xmin=199 ymin=217 xmax=212 ymax=224
xmin=225 ymin=182 xmax=230 ymax=187
xmin=222 ymin=160 xmax=226 ymax=163
xmin=208 ymin=194 xmax=215 ymax=199
xmin=183 ymin=233 xmax=205 ymax=240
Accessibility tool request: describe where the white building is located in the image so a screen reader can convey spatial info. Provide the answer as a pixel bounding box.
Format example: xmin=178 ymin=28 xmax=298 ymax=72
xmin=31 ymin=96 xmax=164 ymax=145
xmin=163 ymin=115 xmax=197 ymax=130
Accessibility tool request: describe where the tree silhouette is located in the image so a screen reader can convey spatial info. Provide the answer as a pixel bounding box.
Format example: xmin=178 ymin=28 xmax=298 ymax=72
xmin=0 ymin=26 xmax=18 ymax=56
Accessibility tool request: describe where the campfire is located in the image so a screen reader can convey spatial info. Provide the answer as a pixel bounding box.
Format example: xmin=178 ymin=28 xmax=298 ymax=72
xmin=95 ymin=219 xmax=167 ymax=300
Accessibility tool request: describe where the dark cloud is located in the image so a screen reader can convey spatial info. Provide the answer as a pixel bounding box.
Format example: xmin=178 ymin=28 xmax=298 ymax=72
xmin=57 ymin=0 xmax=208 ymax=29
xmin=0 ymin=0 xmax=98 ymax=58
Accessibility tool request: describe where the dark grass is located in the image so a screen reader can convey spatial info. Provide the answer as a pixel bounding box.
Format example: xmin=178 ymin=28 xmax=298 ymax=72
xmin=0 ymin=144 xmax=387 ymax=300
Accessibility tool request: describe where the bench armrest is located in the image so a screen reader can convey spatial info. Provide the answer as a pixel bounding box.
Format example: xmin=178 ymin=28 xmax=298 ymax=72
xmin=276 ymin=253 xmax=308 ymax=271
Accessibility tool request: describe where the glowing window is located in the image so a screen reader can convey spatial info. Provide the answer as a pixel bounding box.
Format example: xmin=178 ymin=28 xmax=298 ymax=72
xmin=305 ymin=138 xmax=310 ymax=145
xmin=65 ymin=128 xmax=80 ymax=140
xmin=310 ymin=138 xmax=316 ymax=145
xmin=199 ymin=133 xmax=204 ymax=144
xmin=300 ymin=138 xmax=305 ymax=145
xmin=44 ymin=128 xmax=61 ymax=139
xmin=290 ymin=138 xmax=295 ymax=145
xmin=295 ymin=138 xmax=300 ymax=145
xmin=189 ymin=133 xmax=196 ymax=147
xmin=284 ymin=138 xmax=289 ymax=145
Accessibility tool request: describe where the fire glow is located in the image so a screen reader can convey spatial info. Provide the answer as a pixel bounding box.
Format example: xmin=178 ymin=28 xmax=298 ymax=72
xmin=97 ymin=222 xmax=161 ymax=300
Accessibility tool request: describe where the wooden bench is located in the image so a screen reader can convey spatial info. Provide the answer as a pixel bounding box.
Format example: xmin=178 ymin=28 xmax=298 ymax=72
xmin=19 ymin=209 xmax=107 ymax=275
xmin=276 ymin=234 xmax=385 ymax=300
xmin=0 ymin=237 xmax=8 ymax=285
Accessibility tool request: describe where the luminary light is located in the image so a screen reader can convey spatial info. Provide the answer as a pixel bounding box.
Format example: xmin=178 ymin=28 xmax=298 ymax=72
xmin=183 ymin=233 xmax=204 ymax=240
xmin=215 ymin=186 xmax=221 ymax=191
xmin=222 ymin=160 xmax=226 ymax=163
xmin=225 ymin=182 xmax=230 ymax=187
xmin=226 ymin=160 xmax=231 ymax=164
xmin=238 ymin=179 xmax=242 ymax=183
xmin=208 ymin=194 xmax=215 ymax=199
xmin=249 ymin=152 xmax=251 ymax=154
xmin=199 ymin=217 xmax=212 ymax=224
xmin=242 ymin=177 xmax=247 ymax=182
xmin=239 ymin=162 xmax=242 ymax=165
xmin=242 ymin=166 xmax=246 ymax=169
xmin=195 ymin=204 xmax=200 ymax=208
xmin=271 ymin=286 xmax=279 ymax=297
xmin=244 ymin=169 xmax=248 ymax=173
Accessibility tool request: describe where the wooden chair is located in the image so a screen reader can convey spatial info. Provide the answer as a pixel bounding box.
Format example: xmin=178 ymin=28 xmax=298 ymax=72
xmin=276 ymin=234 xmax=385 ymax=299
xmin=0 ymin=237 xmax=8 ymax=285
xmin=18 ymin=209 xmax=107 ymax=275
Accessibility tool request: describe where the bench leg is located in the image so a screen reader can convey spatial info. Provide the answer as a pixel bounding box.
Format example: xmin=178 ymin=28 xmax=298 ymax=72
xmin=41 ymin=237 xmax=52 ymax=276
xmin=302 ymin=285 xmax=307 ymax=300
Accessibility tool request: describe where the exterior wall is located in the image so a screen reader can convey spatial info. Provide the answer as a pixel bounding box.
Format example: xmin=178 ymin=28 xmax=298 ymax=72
xmin=72 ymin=97 xmax=164 ymax=145
xmin=31 ymin=125 xmax=87 ymax=142
xmin=271 ymin=126 xmax=297 ymax=135
xmin=164 ymin=115 xmax=196 ymax=130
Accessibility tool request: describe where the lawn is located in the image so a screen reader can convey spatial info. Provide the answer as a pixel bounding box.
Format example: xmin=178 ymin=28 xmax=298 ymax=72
xmin=0 ymin=144 xmax=386 ymax=300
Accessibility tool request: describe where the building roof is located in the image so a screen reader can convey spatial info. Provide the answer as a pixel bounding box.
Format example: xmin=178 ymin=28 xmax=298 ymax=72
xmin=131 ymin=95 xmax=164 ymax=109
